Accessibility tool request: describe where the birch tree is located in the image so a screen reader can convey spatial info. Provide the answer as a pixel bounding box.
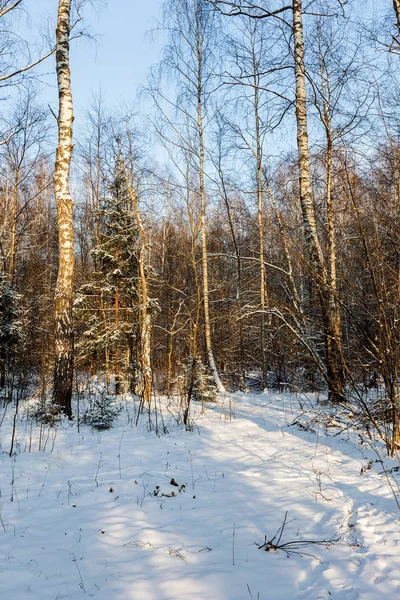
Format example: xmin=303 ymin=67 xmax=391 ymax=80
xmin=156 ymin=0 xmax=225 ymax=392
xmin=0 ymin=89 xmax=49 ymax=283
xmin=123 ymin=155 xmax=152 ymax=405
xmin=209 ymin=0 xmax=346 ymax=400
xmin=221 ymin=15 xmax=291 ymax=388
xmin=53 ymin=0 xmax=75 ymax=417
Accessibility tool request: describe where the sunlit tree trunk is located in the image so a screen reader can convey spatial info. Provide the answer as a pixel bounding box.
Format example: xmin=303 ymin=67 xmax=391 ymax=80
xmin=53 ymin=0 xmax=74 ymax=417
xmin=184 ymin=182 xmax=202 ymax=424
xmin=252 ymin=56 xmax=268 ymax=389
xmin=100 ymin=293 xmax=110 ymax=392
xmin=324 ymin=118 xmax=344 ymax=397
xmin=9 ymin=167 xmax=19 ymax=283
xmin=292 ymin=0 xmax=344 ymax=401
xmin=195 ymin=5 xmax=225 ymax=393
xmin=124 ymin=167 xmax=152 ymax=405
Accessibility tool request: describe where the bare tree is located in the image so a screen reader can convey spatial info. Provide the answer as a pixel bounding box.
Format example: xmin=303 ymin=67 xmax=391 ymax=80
xmin=123 ymin=154 xmax=152 ymax=405
xmin=153 ymin=0 xmax=225 ymax=392
xmin=0 ymin=88 xmax=49 ymax=283
xmin=208 ymin=0 xmax=347 ymax=400
xmin=220 ymin=15 xmax=291 ymax=388
xmin=0 ymin=1 xmax=55 ymax=97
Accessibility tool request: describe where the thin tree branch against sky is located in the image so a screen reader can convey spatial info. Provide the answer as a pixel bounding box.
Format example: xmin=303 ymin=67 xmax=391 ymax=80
xmin=25 ymin=0 xmax=382 ymax=141
xmin=28 ymin=0 xmax=163 ymax=128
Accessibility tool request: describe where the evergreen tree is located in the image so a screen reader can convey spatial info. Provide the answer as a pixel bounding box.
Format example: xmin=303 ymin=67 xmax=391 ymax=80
xmin=75 ymin=156 xmax=140 ymax=394
xmin=0 ymin=271 xmax=23 ymax=391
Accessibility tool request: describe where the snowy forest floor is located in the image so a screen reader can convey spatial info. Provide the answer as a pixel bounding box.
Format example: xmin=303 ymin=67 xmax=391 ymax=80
xmin=1 ymin=391 xmax=400 ymax=599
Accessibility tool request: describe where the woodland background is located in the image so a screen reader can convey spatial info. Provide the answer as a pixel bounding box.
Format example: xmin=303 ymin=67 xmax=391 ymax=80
xmin=1 ymin=0 xmax=400 ymax=452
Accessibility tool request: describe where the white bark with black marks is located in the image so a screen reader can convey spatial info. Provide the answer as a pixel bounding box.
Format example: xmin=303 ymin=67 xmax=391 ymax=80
xmin=53 ymin=0 xmax=75 ymax=417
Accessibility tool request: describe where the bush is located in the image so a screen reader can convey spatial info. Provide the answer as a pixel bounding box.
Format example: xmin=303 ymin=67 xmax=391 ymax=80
xmin=28 ymin=397 xmax=63 ymax=426
xmin=84 ymin=393 xmax=123 ymax=429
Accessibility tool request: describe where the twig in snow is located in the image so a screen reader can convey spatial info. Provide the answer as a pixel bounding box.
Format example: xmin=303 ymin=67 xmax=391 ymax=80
xmin=118 ymin=433 xmax=124 ymax=480
xmin=364 ymin=438 xmax=400 ymax=510
xmin=232 ymin=522 xmax=236 ymax=566
xmin=257 ymin=512 xmax=339 ymax=560
xmin=188 ymin=450 xmax=201 ymax=490
xmin=94 ymin=452 xmax=103 ymax=488
xmin=37 ymin=467 xmax=48 ymax=497
xmin=0 ymin=506 xmax=6 ymax=532
xmin=72 ymin=552 xmax=86 ymax=593
xmin=168 ymin=547 xmax=186 ymax=561
xmin=57 ymin=550 xmax=86 ymax=593
xmin=246 ymin=584 xmax=260 ymax=600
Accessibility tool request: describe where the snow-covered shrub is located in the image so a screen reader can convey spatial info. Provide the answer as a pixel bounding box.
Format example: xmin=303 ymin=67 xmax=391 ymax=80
xmin=84 ymin=393 xmax=123 ymax=429
xmin=28 ymin=397 xmax=63 ymax=426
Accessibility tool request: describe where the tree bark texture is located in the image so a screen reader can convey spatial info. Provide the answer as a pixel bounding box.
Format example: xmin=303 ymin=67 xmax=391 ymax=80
xmin=253 ymin=65 xmax=268 ymax=389
xmin=125 ymin=168 xmax=152 ymax=405
xmin=292 ymin=0 xmax=344 ymax=401
xmin=53 ymin=0 xmax=74 ymax=417
xmin=196 ymin=3 xmax=225 ymax=393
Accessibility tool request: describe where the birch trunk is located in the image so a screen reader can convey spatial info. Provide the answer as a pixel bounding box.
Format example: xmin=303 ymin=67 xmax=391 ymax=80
xmin=253 ymin=65 xmax=268 ymax=389
xmin=9 ymin=168 xmax=19 ymax=283
xmin=187 ymin=183 xmax=203 ymax=416
xmin=325 ymin=128 xmax=344 ymax=398
xmin=217 ymin=162 xmax=245 ymax=386
xmin=317 ymin=33 xmax=345 ymax=400
xmin=196 ymin=5 xmax=225 ymax=393
xmin=293 ymin=0 xmax=325 ymax=272
xmin=124 ymin=168 xmax=152 ymax=405
xmin=53 ymin=0 xmax=74 ymax=417
xmin=292 ymin=0 xmax=344 ymax=401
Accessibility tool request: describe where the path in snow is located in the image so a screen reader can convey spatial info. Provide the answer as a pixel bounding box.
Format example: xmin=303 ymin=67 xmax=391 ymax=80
xmin=0 ymin=392 xmax=399 ymax=599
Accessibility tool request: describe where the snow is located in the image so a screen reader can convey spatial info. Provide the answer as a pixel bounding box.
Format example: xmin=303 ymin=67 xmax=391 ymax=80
xmin=1 ymin=391 xmax=400 ymax=599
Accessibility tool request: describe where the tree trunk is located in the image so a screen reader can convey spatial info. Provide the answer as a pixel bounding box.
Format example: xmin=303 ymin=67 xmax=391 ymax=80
xmin=325 ymin=131 xmax=344 ymax=400
xmin=253 ymin=68 xmax=268 ymax=389
xmin=125 ymin=168 xmax=152 ymax=405
xmin=218 ymin=162 xmax=245 ymax=387
xmin=185 ymin=191 xmax=203 ymax=424
xmin=9 ymin=168 xmax=19 ymax=283
xmin=99 ymin=293 xmax=110 ymax=392
xmin=196 ymin=11 xmax=225 ymax=393
xmin=0 ymin=347 xmax=5 ymax=390
xmin=53 ymin=0 xmax=74 ymax=418
xmin=292 ymin=0 xmax=344 ymax=401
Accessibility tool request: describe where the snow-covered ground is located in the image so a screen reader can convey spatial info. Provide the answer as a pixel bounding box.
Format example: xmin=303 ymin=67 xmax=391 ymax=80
xmin=1 ymin=392 xmax=400 ymax=599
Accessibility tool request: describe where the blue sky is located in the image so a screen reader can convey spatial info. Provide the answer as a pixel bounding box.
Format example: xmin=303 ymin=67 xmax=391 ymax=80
xmin=28 ymin=0 xmax=163 ymax=130
xmin=18 ymin=0 xmax=383 ymax=166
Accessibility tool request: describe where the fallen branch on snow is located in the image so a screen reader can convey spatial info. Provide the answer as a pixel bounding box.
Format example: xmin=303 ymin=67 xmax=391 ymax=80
xmin=257 ymin=511 xmax=339 ymax=560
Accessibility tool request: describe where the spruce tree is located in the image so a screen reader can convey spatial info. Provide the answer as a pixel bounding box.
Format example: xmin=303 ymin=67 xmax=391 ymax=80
xmin=0 ymin=271 xmax=23 ymax=392
xmin=75 ymin=156 xmax=140 ymax=394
